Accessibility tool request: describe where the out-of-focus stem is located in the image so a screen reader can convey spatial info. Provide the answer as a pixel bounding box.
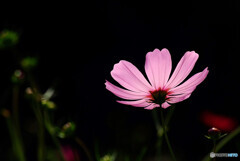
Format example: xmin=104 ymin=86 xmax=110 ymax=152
xmin=152 ymin=106 xmax=175 ymax=160
xmin=152 ymin=110 xmax=163 ymax=158
xmin=12 ymin=85 xmax=26 ymax=161
xmin=26 ymin=70 xmax=45 ymax=161
xmin=12 ymin=86 xmax=19 ymax=130
xmin=213 ymin=140 xmax=216 ymax=161
xmin=75 ymin=137 xmax=94 ymax=161
xmin=35 ymin=104 xmax=45 ymax=161
xmin=6 ymin=116 xmax=26 ymax=161
xmin=43 ymin=110 xmax=66 ymax=161
xmin=160 ymin=109 xmax=177 ymax=161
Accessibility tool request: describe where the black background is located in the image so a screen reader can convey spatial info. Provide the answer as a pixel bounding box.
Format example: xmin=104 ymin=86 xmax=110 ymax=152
xmin=0 ymin=0 xmax=240 ymax=161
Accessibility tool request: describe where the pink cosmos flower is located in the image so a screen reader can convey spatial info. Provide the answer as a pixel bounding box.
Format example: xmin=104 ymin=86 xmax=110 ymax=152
xmin=105 ymin=48 xmax=209 ymax=109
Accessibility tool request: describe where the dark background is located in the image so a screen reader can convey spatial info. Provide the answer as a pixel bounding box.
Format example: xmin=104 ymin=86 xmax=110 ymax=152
xmin=0 ymin=0 xmax=240 ymax=161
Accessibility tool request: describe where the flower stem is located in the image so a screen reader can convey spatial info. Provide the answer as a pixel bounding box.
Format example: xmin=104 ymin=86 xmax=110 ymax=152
xmin=160 ymin=109 xmax=177 ymax=161
xmin=75 ymin=137 xmax=94 ymax=161
xmin=152 ymin=110 xmax=163 ymax=158
xmin=12 ymin=85 xmax=26 ymax=161
xmin=213 ymin=140 xmax=216 ymax=161
xmin=43 ymin=110 xmax=66 ymax=161
xmin=36 ymin=105 xmax=45 ymax=161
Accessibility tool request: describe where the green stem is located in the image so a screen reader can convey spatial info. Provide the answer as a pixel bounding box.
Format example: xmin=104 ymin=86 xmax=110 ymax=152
xmin=213 ymin=140 xmax=216 ymax=161
xmin=6 ymin=116 xmax=26 ymax=161
xmin=13 ymin=86 xmax=20 ymax=131
xmin=75 ymin=137 xmax=94 ymax=161
xmin=12 ymin=85 xmax=26 ymax=161
xmin=36 ymin=106 xmax=45 ymax=161
xmin=215 ymin=127 xmax=240 ymax=152
xmin=160 ymin=109 xmax=177 ymax=161
xmin=43 ymin=110 xmax=66 ymax=161
xmin=26 ymin=70 xmax=45 ymax=161
xmin=202 ymin=127 xmax=240 ymax=161
xmin=31 ymin=96 xmax=45 ymax=161
xmin=152 ymin=110 xmax=163 ymax=158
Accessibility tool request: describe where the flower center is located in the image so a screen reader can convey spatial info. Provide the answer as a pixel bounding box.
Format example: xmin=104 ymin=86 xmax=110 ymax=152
xmin=148 ymin=89 xmax=168 ymax=105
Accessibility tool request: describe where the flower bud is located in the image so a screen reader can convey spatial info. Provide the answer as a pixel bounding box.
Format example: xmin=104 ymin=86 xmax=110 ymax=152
xmin=208 ymin=127 xmax=221 ymax=140
xmin=11 ymin=69 xmax=24 ymax=84
xmin=25 ymin=87 xmax=33 ymax=95
xmin=57 ymin=122 xmax=76 ymax=139
xmin=0 ymin=30 xmax=19 ymax=49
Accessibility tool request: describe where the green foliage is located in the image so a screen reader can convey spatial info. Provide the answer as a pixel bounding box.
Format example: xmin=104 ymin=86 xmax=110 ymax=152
xmin=0 ymin=30 xmax=19 ymax=49
xmin=41 ymin=99 xmax=56 ymax=110
xmin=21 ymin=57 xmax=38 ymax=70
xmin=56 ymin=122 xmax=76 ymax=139
xmin=11 ymin=70 xmax=24 ymax=84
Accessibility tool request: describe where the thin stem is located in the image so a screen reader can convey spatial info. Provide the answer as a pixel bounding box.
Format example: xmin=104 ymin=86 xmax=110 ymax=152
xmin=43 ymin=110 xmax=66 ymax=161
xmin=31 ymin=93 xmax=45 ymax=161
xmin=12 ymin=86 xmax=20 ymax=131
xmin=36 ymin=106 xmax=45 ymax=161
xmin=6 ymin=116 xmax=26 ymax=161
xmin=152 ymin=110 xmax=163 ymax=159
xmin=160 ymin=109 xmax=177 ymax=161
xmin=12 ymin=85 xmax=26 ymax=161
xmin=215 ymin=127 xmax=240 ymax=152
xmin=213 ymin=140 xmax=216 ymax=161
xmin=26 ymin=70 xmax=45 ymax=161
xmin=75 ymin=137 xmax=94 ymax=161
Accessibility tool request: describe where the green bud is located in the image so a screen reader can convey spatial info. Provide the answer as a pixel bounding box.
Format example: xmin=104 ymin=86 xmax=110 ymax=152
xmin=0 ymin=30 xmax=19 ymax=49
xmin=21 ymin=57 xmax=38 ymax=71
xmin=100 ymin=153 xmax=117 ymax=161
xmin=207 ymin=127 xmax=221 ymax=141
xmin=11 ymin=69 xmax=24 ymax=84
xmin=41 ymin=99 xmax=56 ymax=110
xmin=57 ymin=122 xmax=76 ymax=138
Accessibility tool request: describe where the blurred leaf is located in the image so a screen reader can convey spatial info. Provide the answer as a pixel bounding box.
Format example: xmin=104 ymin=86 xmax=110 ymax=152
xmin=100 ymin=153 xmax=117 ymax=161
xmin=21 ymin=57 xmax=38 ymax=71
xmin=0 ymin=30 xmax=19 ymax=49
xmin=41 ymin=99 xmax=56 ymax=110
xmin=43 ymin=88 xmax=55 ymax=100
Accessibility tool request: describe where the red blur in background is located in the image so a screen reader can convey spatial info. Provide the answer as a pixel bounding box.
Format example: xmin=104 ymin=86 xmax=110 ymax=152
xmin=200 ymin=110 xmax=238 ymax=132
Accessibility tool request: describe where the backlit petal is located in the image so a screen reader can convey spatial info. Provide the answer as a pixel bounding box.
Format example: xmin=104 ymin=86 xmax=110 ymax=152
xmin=167 ymin=94 xmax=191 ymax=104
xmin=111 ymin=60 xmax=153 ymax=93
xmin=116 ymin=99 xmax=150 ymax=107
xmin=145 ymin=48 xmax=172 ymax=89
xmin=161 ymin=102 xmax=171 ymax=109
xmin=165 ymin=51 xmax=199 ymax=89
xmin=144 ymin=103 xmax=160 ymax=110
xmin=169 ymin=67 xmax=209 ymax=95
xmin=105 ymin=80 xmax=147 ymax=100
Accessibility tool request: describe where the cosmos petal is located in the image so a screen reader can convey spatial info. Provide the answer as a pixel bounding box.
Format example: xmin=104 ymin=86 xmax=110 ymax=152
xmin=165 ymin=51 xmax=199 ymax=89
xmin=161 ymin=102 xmax=171 ymax=109
xmin=169 ymin=67 xmax=209 ymax=95
xmin=111 ymin=60 xmax=153 ymax=93
xmin=167 ymin=94 xmax=191 ymax=104
xmin=145 ymin=48 xmax=172 ymax=89
xmin=144 ymin=103 xmax=160 ymax=110
xmin=105 ymin=80 xmax=147 ymax=100
xmin=116 ymin=99 xmax=150 ymax=107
